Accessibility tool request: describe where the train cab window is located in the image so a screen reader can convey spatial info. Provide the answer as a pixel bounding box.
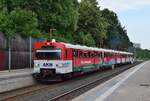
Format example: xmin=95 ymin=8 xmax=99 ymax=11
xmin=36 ymin=50 xmax=61 ymax=59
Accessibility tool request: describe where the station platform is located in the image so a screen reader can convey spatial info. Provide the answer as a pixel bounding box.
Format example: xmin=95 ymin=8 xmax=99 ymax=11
xmin=72 ymin=61 xmax=150 ymax=101
xmin=0 ymin=68 xmax=35 ymax=93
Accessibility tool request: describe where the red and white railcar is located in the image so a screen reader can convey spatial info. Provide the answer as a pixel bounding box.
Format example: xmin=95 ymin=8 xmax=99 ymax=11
xmin=33 ymin=42 xmax=134 ymax=81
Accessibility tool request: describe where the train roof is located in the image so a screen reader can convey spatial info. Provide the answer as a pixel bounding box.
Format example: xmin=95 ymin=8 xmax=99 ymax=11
xmin=61 ymin=42 xmax=133 ymax=55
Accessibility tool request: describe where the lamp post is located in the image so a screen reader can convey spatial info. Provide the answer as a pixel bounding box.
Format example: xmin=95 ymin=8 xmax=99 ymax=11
xmin=50 ymin=29 xmax=56 ymax=42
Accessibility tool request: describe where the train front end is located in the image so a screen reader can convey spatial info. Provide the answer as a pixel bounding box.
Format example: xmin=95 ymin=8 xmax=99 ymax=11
xmin=33 ymin=42 xmax=72 ymax=81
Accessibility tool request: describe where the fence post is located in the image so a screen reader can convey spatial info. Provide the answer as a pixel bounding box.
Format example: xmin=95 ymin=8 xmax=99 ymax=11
xmin=8 ymin=39 xmax=11 ymax=72
xmin=29 ymin=36 xmax=32 ymax=68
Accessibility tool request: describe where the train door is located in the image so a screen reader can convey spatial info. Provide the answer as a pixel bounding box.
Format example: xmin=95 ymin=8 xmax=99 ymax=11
xmin=91 ymin=52 xmax=95 ymax=65
xmin=94 ymin=52 xmax=99 ymax=65
xmin=72 ymin=49 xmax=80 ymax=68
xmin=101 ymin=52 xmax=104 ymax=64
xmin=99 ymin=52 xmax=103 ymax=65
xmin=66 ymin=48 xmax=72 ymax=60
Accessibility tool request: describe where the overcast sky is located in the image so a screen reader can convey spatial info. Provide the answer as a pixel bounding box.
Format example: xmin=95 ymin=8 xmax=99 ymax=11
xmin=99 ymin=0 xmax=150 ymax=49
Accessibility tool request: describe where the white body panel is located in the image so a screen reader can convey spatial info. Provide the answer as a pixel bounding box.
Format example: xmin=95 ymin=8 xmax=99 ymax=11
xmin=130 ymin=57 xmax=134 ymax=63
xmin=33 ymin=60 xmax=72 ymax=74
xmin=117 ymin=58 xmax=121 ymax=64
xmin=126 ymin=57 xmax=130 ymax=62
xmin=122 ymin=58 xmax=126 ymax=63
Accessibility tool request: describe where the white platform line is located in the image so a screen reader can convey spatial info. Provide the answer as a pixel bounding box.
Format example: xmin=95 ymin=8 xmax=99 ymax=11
xmin=95 ymin=62 xmax=147 ymax=101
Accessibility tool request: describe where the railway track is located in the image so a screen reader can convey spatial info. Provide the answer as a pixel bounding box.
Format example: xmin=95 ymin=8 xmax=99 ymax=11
xmin=0 ymin=62 xmax=141 ymax=101
xmin=48 ymin=62 xmax=141 ymax=101
xmin=0 ymin=84 xmax=58 ymax=101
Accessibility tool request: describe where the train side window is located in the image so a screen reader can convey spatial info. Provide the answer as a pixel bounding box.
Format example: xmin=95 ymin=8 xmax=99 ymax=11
xmin=84 ymin=52 xmax=87 ymax=58
xmin=79 ymin=51 xmax=83 ymax=58
xmin=73 ymin=50 xmax=78 ymax=58
xmin=101 ymin=53 xmax=103 ymax=58
xmin=95 ymin=52 xmax=98 ymax=57
xmin=104 ymin=52 xmax=108 ymax=57
xmin=104 ymin=53 xmax=106 ymax=57
xmin=109 ymin=53 xmax=112 ymax=57
xmin=98 ymin=53 xmax=100 ymax=58
xmin=76 ymin=51 xmax=78 ymax=58
xmin=88 ymin=52 xmax=91 ymax=58
xmin=97 ymin=52 xmax=99 ymax=57
xmin=92 ymin=52 xmax=95 ymax=58
xmin=98 ymin=53 xmax=102 ymax=58
xmin=73 ymin=51 xmax=75 ymax=57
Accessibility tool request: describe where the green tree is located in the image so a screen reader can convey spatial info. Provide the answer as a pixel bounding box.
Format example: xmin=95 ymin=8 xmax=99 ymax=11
xmin=76 ymin=32 xmax=96 ymax=47
xmin=0 ymin=9 xmax=15 ymax=39
xmin=136 ymin=48 xmax=150 ymax=60
xmin=77 ymin=0 xmax=108 ymax=47
xmin=0 ymin=8 xmax=39 ymax=38
xmin=9 ymin=8 xmax=39 ymax=37
xmin=117 ymin=26 xmax=132 ymax=51
xmin=0 ymin=0 xmax=134 ymax=51
xmin=102 ymin=9 xmax=132 ymax=51
xmin=2 ymin=0 xmax=79 ymax=42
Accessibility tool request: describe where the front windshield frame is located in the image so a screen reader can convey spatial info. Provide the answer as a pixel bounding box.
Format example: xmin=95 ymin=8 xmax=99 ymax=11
xmin=35 ymin=49 xmax=62 ymax=60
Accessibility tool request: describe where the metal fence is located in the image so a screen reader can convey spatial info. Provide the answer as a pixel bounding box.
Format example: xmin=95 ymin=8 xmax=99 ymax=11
xmin=0 ymin=32 xmax=46 ymax=70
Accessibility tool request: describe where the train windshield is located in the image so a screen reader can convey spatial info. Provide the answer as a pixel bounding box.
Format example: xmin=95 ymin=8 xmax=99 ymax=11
xmin=36 ymin=50 xmax=61 ymax=60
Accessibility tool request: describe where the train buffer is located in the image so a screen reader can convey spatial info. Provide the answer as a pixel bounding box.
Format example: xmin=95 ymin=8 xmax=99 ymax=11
xmin=0 ymin=68 xmax=35 ymax=93
xmin=72 ymin=61 xmax=150 ymax=101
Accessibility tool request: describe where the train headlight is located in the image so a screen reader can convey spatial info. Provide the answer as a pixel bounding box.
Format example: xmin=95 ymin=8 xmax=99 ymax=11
xmin=34 ymin=63 xmax=40 ymax=68
xmin=56 ymin=63 xmax=63 ymax=68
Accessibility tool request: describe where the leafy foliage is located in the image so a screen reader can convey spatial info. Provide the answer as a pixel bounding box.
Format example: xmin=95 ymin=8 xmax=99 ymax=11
xmin=77 ymin=0 xmax=108 ymax=47
xmin=9 ymin=8 xmax=39 ymax=37
xmin=0 ymin=9 xmax=12 ymax=39
xmin=136 ymin=48 xmax=150 ymax=60
xmin=0 ymin=7 xmax=39 ymax=39
xmin=3 ymin=0 xmax=79 ymax=42
xmin=0 ymin=0 xmax=135 ymax=51
xmin=101 ymin=9 xmax=132 ymax=51
xmin=75 ymin=32 xmax=96 ymax=47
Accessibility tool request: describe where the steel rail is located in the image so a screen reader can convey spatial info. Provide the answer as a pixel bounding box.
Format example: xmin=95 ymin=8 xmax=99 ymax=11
xmin=48 ymin=63 xmax=139 ymax=101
